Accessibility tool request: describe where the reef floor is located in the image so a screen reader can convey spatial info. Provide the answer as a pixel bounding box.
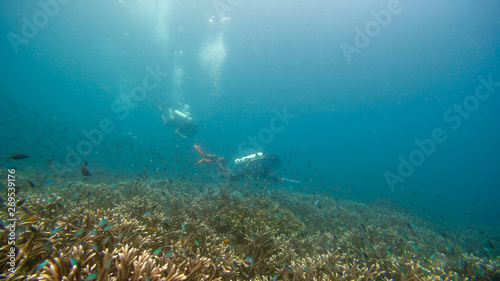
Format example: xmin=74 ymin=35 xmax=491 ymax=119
xmin=1 ymin=172 xmax=499 ymax=280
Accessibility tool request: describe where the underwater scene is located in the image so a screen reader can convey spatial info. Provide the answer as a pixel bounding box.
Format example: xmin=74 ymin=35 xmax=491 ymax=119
xmin=1 ymin=0 xmax=499 ymax=280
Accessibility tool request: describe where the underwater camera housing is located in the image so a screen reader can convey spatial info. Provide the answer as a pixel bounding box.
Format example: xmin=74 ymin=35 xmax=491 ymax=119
xmin=234 ymin=152 xmax=264 ymax=165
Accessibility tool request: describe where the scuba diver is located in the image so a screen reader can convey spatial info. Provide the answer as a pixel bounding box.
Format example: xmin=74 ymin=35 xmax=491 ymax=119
xmin=161 ymin=104 xmax=198 ymax=138
xmin=231 ymin=152 xmax=281 ymax=181
xmin=195 ymin=145 xmax=281 ymax=182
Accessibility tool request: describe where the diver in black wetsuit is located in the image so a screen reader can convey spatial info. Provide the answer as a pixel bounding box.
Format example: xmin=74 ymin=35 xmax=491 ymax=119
xmin=230 ymin=152 xmax=281 ymax=181
xmin=195 ymin=147 xmax=281 ymax=182
xmin=161 ymin=104 xmax=198 ymax=138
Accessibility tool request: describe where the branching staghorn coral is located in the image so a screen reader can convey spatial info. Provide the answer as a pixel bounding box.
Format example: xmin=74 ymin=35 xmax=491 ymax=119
xmin=1 ymin=176 xmax=499 ymax=281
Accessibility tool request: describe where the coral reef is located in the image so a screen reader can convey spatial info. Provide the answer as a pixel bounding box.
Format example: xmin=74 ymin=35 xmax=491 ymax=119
xmin=0 ymin=174 xmax=499 ymax=280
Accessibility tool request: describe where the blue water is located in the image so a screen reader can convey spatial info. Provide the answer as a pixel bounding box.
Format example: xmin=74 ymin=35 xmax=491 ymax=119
xmin=1 ymin=0 xmax=499 ymax=231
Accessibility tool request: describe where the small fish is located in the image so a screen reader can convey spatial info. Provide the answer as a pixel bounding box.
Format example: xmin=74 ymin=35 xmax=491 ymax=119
xmin=9 ymin=153 xmax=31 ymax=160
xmin=70 ymin=258 xmax=78 ymax=267
xmin=223 ymin=239 xmax=230 ymax=244
xmin=75 ymin=230 xmax=85 ymax=236
xmin=81 ymin=160 xmax=91 ymax=177
xmin=161 ymin=191 xmax=168 ymax=201
xmin=36 ymin=261 xmax=49 ymax=272
xmin=194 ymin=240 xmax=200 ymax=247
xmin=50 ymin=227 xmax=62 ymax=235
xmin=440 ymin=231 xmax=450 ymax=239
xmin=105 ymin=259 xmax=112 ymax=270
xmin=26 ymin=216 xmax=37 ymax=222
xmin=144 ymin=211 xmax=151 ymax=217
xmin=275 ymin=212 xmax=280 ymax=220
xmin=153 ymin=247 xmax=162 ymax=255
xmin=181 ymin=223 xmax=187 ymax=231
xmin=85 ymin=273 xmax=98 ymax=281
xmin=98 ymin=219 xmax=108 ymax=227
xmin=245 ymin=256 xmax=254 ymax=264
xmin=27 ymin=180 xmax=36 ymax=190
xmin=103 ymin=225 xmax=112 ymax=231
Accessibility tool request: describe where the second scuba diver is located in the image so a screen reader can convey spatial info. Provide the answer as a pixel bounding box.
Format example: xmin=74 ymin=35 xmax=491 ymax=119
xmin=195 ymin=145 xmax=281 ymax=182
xmin=161 ymin=104 xmax=199 ymax=138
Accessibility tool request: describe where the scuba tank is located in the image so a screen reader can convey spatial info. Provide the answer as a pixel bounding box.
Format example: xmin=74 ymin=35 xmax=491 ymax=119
xmin=234 ymin=152 xmax=264 ymax=165
xmin=173 ymin=110 xmax=188 ymax=119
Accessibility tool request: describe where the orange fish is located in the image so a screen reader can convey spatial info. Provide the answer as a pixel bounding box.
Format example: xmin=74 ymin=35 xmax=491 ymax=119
xmin=80 ymin=160 xmax=91 ymax=177
xmin=223 ymin=239 xmax=230 ymax=244
xmin=194 ymin=144 xmax=204 ymax=156
xmin=237 ymin=214 xmax=243 ymax=219
xmin=9 ymin=153 xmax=31 ymax=160
xmin=26 ymin=216 xmax=37 ymax=222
